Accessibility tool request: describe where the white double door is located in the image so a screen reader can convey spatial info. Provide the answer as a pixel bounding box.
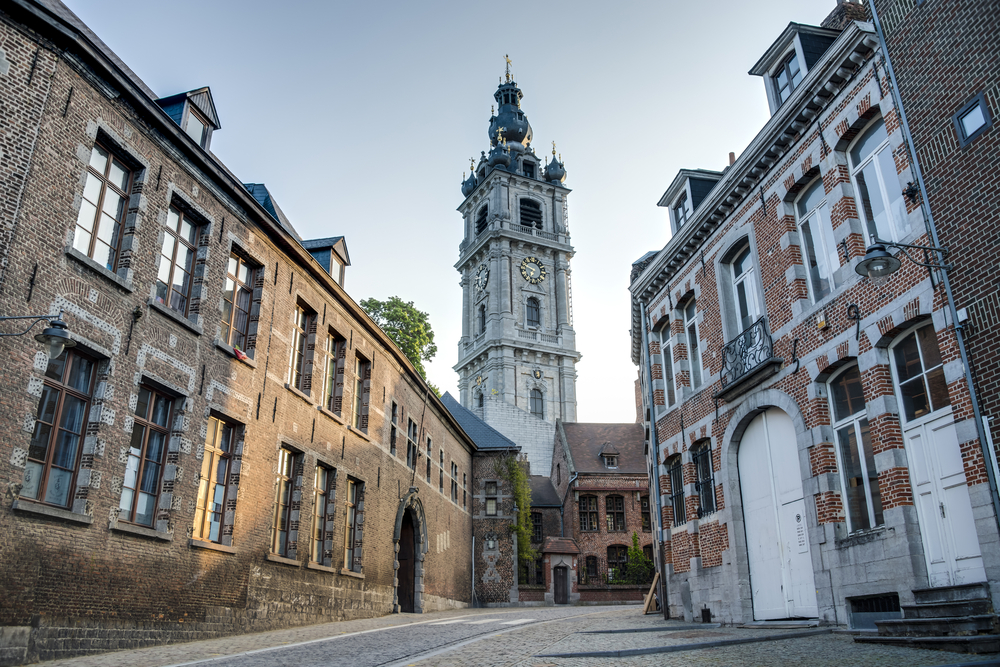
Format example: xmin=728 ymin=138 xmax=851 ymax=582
xmin=740 ymin=408 xmax=818 ymax=620
xmin=904 ymin=411 xmax=986 ymax=587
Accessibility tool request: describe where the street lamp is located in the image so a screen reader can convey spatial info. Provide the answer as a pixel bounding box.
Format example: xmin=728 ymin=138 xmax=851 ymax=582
xmin=0 ymin=310 xmax=76 ymax=359
xmin=856 ymin=236 xmax=952 ymax=287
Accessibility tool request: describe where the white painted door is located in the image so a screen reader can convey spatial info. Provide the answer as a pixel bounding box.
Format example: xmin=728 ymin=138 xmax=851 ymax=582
xmin=739 ymin=408 xmax=818 ymax=619
xmin=903 ymin=412 xmax=986 ymax=587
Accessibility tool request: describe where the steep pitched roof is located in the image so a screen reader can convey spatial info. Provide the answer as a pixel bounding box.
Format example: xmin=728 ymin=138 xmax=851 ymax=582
xmin=243 ymin=183 xmax=301 ymax=241
xmin=529 ymin=476 xmax=561 ymax=507
xmin=560 ymin=422 xmax=645 ymax=474
xmin=441 ymin=392 xmax=519 ymax=451
xmin=541 ymin=537 xmax=580 ymax=554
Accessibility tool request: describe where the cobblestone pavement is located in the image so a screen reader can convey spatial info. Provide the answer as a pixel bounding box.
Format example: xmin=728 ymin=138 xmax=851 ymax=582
xmin=34 ymin=606 xmax=1000 ymax=667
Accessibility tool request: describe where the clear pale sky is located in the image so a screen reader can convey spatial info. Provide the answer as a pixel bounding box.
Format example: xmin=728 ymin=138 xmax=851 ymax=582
xmin=64 ymin=0 xmax=837 ymax=423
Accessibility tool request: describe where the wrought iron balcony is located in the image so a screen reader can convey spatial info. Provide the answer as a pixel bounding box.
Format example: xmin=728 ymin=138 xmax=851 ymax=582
xmin=716 ymin=316 xmax=783 ymax=400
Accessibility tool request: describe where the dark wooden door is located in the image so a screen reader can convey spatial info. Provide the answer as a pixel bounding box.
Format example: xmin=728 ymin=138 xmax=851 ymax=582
xmin=398 ymin=512 xmax=415 ymax=612
xmin=554 ymin=565 xmax=568 ymax=604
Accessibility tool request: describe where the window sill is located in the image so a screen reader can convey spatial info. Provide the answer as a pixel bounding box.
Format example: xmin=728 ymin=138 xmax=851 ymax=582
xmin=317 ymin=406 xmax=345 ymax=425
xmin=285 ymin=383 xmax=316 ymax=406
xmin=349 ymin=426 xmax=371 ymax=442
xmin=215 ymin=340 xmax=257 ymax=368
xmin=518 ymin=584 xmax=546 ymax=590
xmin=65 ymin=247 xmax=133 ymax=292
xmin=306 ymin=562 xmax=336 ymax=573
xmin=189 ymin=538 xmax=236 ymax=553
xmin=340 ymin=567 xmax=364 ymax=580
xmin=110 ymin=521 xmax=172 ymax=541
xmin=12 ymin=499 xmax=93 ymax=525
xmin=148 ymin=299 xmax=203 ymax=335
xmin=266 ymin=553 xmax=301 ymax=567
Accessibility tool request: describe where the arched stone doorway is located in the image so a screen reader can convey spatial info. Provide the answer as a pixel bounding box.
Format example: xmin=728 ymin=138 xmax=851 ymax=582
xmin=393 ymin=488 xmax=428 ymax=613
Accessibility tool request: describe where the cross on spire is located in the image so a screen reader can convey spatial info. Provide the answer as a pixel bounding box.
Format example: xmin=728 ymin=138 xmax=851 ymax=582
xmin=504 ymin=54 xmax=512 ymax=82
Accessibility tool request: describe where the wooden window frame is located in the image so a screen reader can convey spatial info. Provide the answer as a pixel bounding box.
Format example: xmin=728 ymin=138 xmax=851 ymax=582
xmin=222 ymin=253 xmax=257 ymax=354
xmin=605 ymin=494 xmax=625 ymax=532
xmin=579 ymin=495 xmax=599 ymax=532
xmin=193 ymin=416 xmax=238 ymax=544
xmin=74 ymin=140 xmax=133 ymax=271
xmin=344 ymin=478 xmax=364 ymax=573
xmin=830 ymin=364 xmax=884 ymax=533
xmin=692 ymin=442 xmax=716 ymax=517
xmin=288 ymin=304 xmax=313 ymax=393
xmin=485 ymin=480 xmax=497 ymax=516
xmin=156 ymin=204 xmax=201 ymax=317
xmin=531 ymin=511 xmax=543 ymax=543
xmin=353 ymin=353 xmax=371 ymax=431
xmin=324 ymin=331 xmax=347 ymax=414
xmin=310 ymin=463 xmax=334 ymax=564
xmin=406 ymin=418 xmax=418 ymax=469
xmin=272 ymin=447 xmax=300 ymax=558
xmin=119 ymin=385 xmax=174 ymax=527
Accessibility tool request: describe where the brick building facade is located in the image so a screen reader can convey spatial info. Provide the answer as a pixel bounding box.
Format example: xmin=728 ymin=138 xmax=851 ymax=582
xmin=630 ymin=1 xmax=1000 ymax=629
xmin=0 ymin=2 xmax=474 ymax=663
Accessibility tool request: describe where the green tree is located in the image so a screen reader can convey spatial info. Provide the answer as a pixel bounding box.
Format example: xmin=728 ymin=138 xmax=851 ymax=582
xmin=622 ymin=531 xmax=655 ymax=585
xmin=360 ymin=296 xmax=438 ymax=386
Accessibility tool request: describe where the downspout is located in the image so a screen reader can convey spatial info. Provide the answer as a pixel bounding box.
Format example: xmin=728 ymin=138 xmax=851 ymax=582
xmin=868 ymin=1 xmax=1000 ymax=537
xmin=640 ymin=302 xmax=669 ymax=620
xmin=560 ymin=472 xmax=579 ymax=537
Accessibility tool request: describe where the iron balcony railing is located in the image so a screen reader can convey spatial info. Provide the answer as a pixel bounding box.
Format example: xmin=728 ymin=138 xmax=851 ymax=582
xmin=578 ymin=555 xmax=655 ymax=587
xmin=720 ymin=316 xmax=775 ymax=388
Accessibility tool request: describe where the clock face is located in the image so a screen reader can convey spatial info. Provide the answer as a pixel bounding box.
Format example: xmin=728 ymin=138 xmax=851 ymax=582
xmin=519 ymin=256 xmax=547 ymax=285
xmin=474 ymin=264 xmax=489 ymax=291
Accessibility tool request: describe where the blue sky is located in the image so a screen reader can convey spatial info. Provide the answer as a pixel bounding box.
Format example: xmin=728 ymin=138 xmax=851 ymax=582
xmin=65 ymin=0 xmax=837 ymax=422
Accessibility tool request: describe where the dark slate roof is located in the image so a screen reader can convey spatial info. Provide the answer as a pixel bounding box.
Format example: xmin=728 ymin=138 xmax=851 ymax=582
xmin=529 ymin=476 xmax=561 ymax=507
xmin=243 ymin=183 xmax=301 ymax=241
xmin=441 ymin=393 xmax=519 ymax=451
xmin=155 ymin=88 xmax=221 ymax=129
xmin=301 ymin=236 xmax=351 ymax=268
xmin=561 ymin=423 xmax=645 ymax=474
xmin=541 ymin=537 xmax=580 ymax=554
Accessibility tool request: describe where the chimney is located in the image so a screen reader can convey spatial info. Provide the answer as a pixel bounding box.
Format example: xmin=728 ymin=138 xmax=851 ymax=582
xmin=729 ymin=152 xmax=736 ymax=166
xmin=820 ymin=0 xmax=869 ymax=31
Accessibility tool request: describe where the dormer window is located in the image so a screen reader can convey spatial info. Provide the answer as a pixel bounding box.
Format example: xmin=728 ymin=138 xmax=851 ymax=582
xmin=523 ymin=161 xmax=535 ymax=179
xmin=603 ymin=455 xmax=618 ymax=469
xmin=774 ymin=52 xmax=803 ymax=103
xmin=184 ymin=107 xmax=209 ymax=148
xmin=673 ymin=194 xmax=690 ymax=229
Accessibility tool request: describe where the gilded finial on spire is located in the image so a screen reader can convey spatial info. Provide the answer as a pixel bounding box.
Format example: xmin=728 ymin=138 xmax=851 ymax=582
xmin=504 ymin=54 xmax=512 ymax=83
xmin=552 ymin=141 xmax=557 ymax=156
xmin=559 ymin=153 xmax=562 ymax=163
xmin=496 ymin=126 xmax=506 ymax=144
xmin=491 ymin=105 xmax=494 ymax=116
xmin=470 ymin=157 xmax=475 ymax=171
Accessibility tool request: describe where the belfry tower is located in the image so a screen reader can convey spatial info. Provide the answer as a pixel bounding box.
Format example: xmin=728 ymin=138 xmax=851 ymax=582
xmin=454 ymin=60 xmax=579 ymax=465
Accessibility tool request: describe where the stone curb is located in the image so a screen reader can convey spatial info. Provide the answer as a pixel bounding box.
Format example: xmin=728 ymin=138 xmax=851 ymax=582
xmin=537 ymin=627 xmax=833 ymax=658
xmin=582 ymin=623 xmax=722 ymax=634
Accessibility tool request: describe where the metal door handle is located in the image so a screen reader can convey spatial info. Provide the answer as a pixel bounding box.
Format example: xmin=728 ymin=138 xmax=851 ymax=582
xmin=940 ymin=502 xmax=946 ymax=519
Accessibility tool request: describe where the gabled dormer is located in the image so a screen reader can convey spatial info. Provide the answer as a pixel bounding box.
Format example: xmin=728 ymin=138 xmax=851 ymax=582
xmin=657 ymin=169 xmax=724 ymax=236
xmin=156 ymin=86 xmax=221 ymax=150
xmin=301 ymin=237 xmax=351 ymax=287
xmin=750 ymin=23 xmax=840 ymax=115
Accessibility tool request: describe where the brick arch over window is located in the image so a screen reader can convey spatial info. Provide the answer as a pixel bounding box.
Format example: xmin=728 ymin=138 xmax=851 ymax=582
xmin=872 ymin=312 xmax=933 ymax=349
xmin=781 ymin=165 xmax=822 ymax=204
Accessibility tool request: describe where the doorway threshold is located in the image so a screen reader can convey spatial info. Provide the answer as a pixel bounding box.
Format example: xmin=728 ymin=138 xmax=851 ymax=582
xmin=738 ymin=619 xmax=820 ymax=629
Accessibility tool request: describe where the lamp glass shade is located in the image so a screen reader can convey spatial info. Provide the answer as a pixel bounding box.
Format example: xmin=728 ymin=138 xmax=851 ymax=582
xmin=855 ymin=243 xmax=901 ymax=281
xmin=35 ymin=323 xmax=76 ymax=359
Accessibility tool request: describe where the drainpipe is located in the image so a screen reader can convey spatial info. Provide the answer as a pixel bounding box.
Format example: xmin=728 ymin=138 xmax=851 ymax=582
xmin=560 ymin=472 xmax=579 ymax=537
xmin=868 ymin=1 xmax=1000 ymax=537
xmin=640 ymin=302 xmax=669 ymax=620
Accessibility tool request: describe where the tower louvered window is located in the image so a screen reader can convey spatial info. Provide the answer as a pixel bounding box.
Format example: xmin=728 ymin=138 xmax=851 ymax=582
xmin=476 ymin=206 xmax=488 ymax=234
xmin=520 ymin=199 xmax=542 ymax=229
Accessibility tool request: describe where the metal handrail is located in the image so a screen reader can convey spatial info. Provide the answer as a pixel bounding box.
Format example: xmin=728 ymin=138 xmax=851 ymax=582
xmin=719 ymin=316 xmax=774 ymax=388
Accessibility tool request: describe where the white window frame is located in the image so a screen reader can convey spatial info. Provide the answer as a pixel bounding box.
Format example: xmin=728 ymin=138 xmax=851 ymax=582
xmin=848 ymin=116 xmax=909 ymax=243
xmin=730 ymin=243 xmax=761 ymax=335
xmin=656 ymin=323 xmax=676 ymax=410
xmin=889 ymin=322 xmax=952 ymax=425
xmin=795 ymin=177 xmax=839 ymax=302
xmin=683 ymin=299 xmax=702 ymax=389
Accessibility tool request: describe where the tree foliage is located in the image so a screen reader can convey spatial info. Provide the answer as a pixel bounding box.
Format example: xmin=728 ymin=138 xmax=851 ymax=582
xmin=502 ymin=454 xmax=536 ymax=563
xmin=620 ymin=531 xmax=655 ymax=585
xmin=360 ymin=296 xmax=438 ymax=382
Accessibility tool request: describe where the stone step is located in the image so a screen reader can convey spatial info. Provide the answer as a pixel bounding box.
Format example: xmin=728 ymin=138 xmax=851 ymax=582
xmin=903 ymin=599 xmax=993 ymax=619
xmin=855 ymin=634 xmax=1000 ymax=654
xmin=912 ymin=582 xmax=991 ymax=606
xmin=875 ymin=614 xmax=999 ymax=638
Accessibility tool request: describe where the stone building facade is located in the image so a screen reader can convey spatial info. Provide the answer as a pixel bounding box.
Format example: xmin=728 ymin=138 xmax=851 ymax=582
xmin=630 ymin=1 xmax=1000 ymax=628
xmin=0 ymin=2 xmax=473 ymax=663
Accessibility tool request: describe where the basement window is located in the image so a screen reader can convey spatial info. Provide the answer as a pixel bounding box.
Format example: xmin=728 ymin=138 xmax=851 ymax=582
xmin=953 ymin=92 xmax=992 ymax=147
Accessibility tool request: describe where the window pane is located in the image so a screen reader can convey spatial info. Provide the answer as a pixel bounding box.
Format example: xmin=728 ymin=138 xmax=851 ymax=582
xmin=44 ymin=468 xmax=73 ymax=506
xmin=859 ymin=419 xmax=884 ymax=526
xmin=831 ymin=366 xmax=865 ymax=422
xmin=139 ymin=461 xmax=160 ymax=495
xmin=961 ymin=104 xmax=986 ymax=137
xmin=900 ymin=377 xmax=930 ymax=421
xmin=92 ymin=239 xmax=113 ymax=270
xmin=68 ymin=356 xmax=94 ymax=393
xmin=45 ymin=354 xmax=67 ymax=382
xmin=875 ymin=147 xmax=909 ymax=237
xmin=146 ymin=430 xmax=167 ymax=464
xmin=135 ymin=492 xmax=156 ymax=527
xmin=35 ymin=385 xmax=59 ymax=425
xmin=109 ymin=159 xmax=129 ymax=191
xmin=837 ymin=424 xmax=871 ymax=531
xmin=926 ymin=367 xmax=951 ymax=412
xmin=75 ymin=200 xmax=98 ymax=235
xmin=796 ymin=179 xmax=824 ymax=218
xmin=688 ymin=322 xmax=701 ymax=387
xmin=28 ymin=422 xmax=52 ymax=462
xmin=916 ymin=326 xmax=943 ymax=369
xmin=850 ymin=118 xmax=888 ymax=166
xmin=82 ymin=173 xmax=102 ymax=204
xmin=893 ymin=332 xmax=923 ymax=383
xmin=800 ymin=217 xmax=830 ymax=301
xmin=150 ymin=394 xmax=171 ymax=427
xmin=73 ymin=229 xmax=92 ymax=256
xmin=733 ymin=246 xmax=752 ymax=277
xmin=856 ymin=159 xmax=891 ymax=241
xmin=89 ymin=145 xmax=109 ymax=172
xmin=663 ymin=349 xmax=675 ymax=406
xmin=135 ymin=387 xmax=151 ymax=418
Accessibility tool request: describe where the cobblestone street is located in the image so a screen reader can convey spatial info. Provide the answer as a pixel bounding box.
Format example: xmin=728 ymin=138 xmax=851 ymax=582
xmin=32 ymin=606 xmax=1000 ymax=667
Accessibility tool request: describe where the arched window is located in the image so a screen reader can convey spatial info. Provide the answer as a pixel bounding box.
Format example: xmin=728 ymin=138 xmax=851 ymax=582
xmin=606 ymin=495 xmax=625 ymax=531
xmin=579 ymin=495 xmax=598 ymax=531
xmin=683 ymin=298 xmax=701 ymax=388
xmin=829 ymin=364 xmax=883 ymax=532
xmin=478 ymin=304 xmax=486 ymax=335
xmin=476 ymin=205 xmax=488 ymax=234
xmin=526 ymin=297 xmax=540 ymax=328
xmin=529 ymin=388 xmax=543 ymax=417
xmin=656 ymin=321 xmax=676 ymax=409
xmin=849 ymin=116 xmax=909 ymax=242
xmin=891 ymin=324 xmax=950 ymax=422
xmin=729 ymin=243 xmax=761 ymax=334
xmin=692 ymin=440 xmax=715 ymax=517
xmin=796 ymin=177 xmax=838 ymax=302
xmin=520 ymin=199 xmax=543 ymax=229
xmin=666 ymin=454 xmax=685 ymax=526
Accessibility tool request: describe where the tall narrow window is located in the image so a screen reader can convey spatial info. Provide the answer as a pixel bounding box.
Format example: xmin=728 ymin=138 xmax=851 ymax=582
xmin=344 ymin=478 xmax=363 ymax=572
xmin=463 ymin=472 xmax=467 ymax=509
xmin=606 ymin=495 xmax=625 ymax=531
xmin=892 ymin=324 xmax=950 ymax=422
xmin=288 ymin=305 xmax=311 ymax=393
xmin=692 ymin=441 xmax=715 ymax=517
xmin=656 ymin=324 xmax=676 ymax=409
xmin=272 ymin=447 xmax=299 ymax=557
xmin=849 ymin=116 xmax=909 ymax=242
xmin=406 ymin=418 xmax=418 ymax=469
xmin=193 ymin=416 xmax=237 ymax=544
xmin=526 ymin=297 xmax=540 ymax=328
xmin=607 ymin=545 xmax=628 ymax=581
xmin=730 ymin=244 xmax=760 ymax=334
xmin=673 ymin=193 xmax=689 ymax=230
xmin=667 ymin=455 xmax=685 ymax=526
xmin=478 ymin=304 xmax=487 ymax=335
xmin=796 ymin=178 xmax=838 ymax=302
xmin=353 ymin=354 xmax=371 ymax=431
xmin=830 ymin=365 xmax=883 ymax=532
xmin=583 ymin=555 xmax=598 ymax=584
xmin=74 ymin=142 xmax=132 ymax=271
xmin=485 ymin=481 xmax=497 ymax=516
xmin=389 ymin=402 xmax=398 ymax=455
xmin=451 ymin=462 xmax=459 ymax=502
xmin=579 ymin=495 xmax=598 ymax=531
xmin=222 ymin=254 xmax=256 ymax=353
xmin=640 ymin=495 xmax=651 ymax=532
xmin=311 ymin=464 xmax=332 ymax=564
xmin=529 ymin=388 xmax=543 ymax=417
xmin=325 ymin=333 xmax=346 ymax=414
xmin=774 ymin=51 xmax=803 ymax=103
xmin=184 ymin=107 xmax=210 ymax=148
xmin=476 ymin=205 xmax=488 ymax=234
xmin=520 ymin=199 xmax=543 ymax=229
xmin=156 ymin=205 xmax=200 ymax=316
xmin=119 ymin=386 xmax=172 ymax=527
xmin=426 ymin=437 xmax=432 ymax=482
xmin=684 ymin=299 xmax=701 ymax=388
xmin=23 ymin=351 xmax=95 ymax=508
